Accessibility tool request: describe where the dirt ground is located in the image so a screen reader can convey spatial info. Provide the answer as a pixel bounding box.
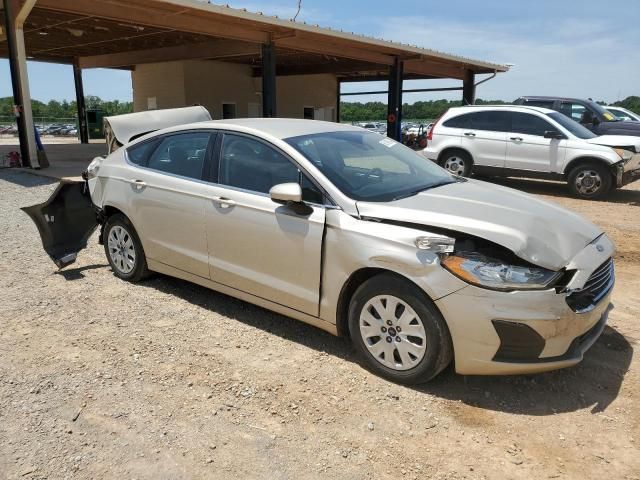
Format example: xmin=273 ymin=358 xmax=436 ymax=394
xmin=1 ymin=169 xmax=638 ymax=480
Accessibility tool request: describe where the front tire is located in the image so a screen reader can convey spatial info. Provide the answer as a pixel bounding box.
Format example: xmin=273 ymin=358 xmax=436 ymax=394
xmin=439 ymin=150 xmax=473 ymax=177
xmin=348 ymin=273 xmax=453 ymax=384
xmin=103 ymin=213 xmax=150 ymax=282
xmin=567 ymin=162 xmax=613 ymax=199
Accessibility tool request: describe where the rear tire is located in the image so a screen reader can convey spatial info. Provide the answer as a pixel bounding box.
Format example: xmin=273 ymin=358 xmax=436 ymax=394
xmin=439 ymin=150 xmax=473 ymax=177
xmin=348 ymin=273 xmax=453 ymax=384
xmin=103 ymin=213 xmax=150 ymax=282
xmin=567 ymin=162 xmax=613 ymax=199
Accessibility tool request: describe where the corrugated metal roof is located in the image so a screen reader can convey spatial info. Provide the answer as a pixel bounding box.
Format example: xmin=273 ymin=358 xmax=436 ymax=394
xmin=161 ymin=0 xmax=509 ymax=73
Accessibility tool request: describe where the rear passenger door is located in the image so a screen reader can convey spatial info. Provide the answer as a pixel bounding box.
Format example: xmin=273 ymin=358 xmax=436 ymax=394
xmin=123 ymin=131 xmax=215 ymax=278
xmin=454 ymin=111 xmax=510 ymax=168
xmin=506 ymin=112 xmax=567 ymax=173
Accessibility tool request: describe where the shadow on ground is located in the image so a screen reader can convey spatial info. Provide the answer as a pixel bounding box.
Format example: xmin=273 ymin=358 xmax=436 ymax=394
xmin=55 ymin=263 xmax=108 ymax=280
xmin=138 ymin=272 xmax=633 ymax=416
xmin=0 ymin=169 xmax=57 ymax=188
xmin=476 ymin=175 xmax=640 ymax=206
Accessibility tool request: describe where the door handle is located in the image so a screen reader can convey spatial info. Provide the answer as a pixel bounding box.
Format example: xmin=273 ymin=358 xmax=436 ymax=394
xmin=211 ymin=196 xmax=236 ymax=208
xmin=463 ymin=131 xmax=476 ymax=137
xmin=131 ymin=179 xmax=146 ymax=190
xmin=510 ymin=137 xmax=523 ymax=142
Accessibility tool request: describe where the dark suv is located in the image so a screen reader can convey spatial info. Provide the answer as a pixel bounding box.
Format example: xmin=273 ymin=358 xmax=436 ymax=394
xmin=514 ymin=96 xmax=640 ymax=137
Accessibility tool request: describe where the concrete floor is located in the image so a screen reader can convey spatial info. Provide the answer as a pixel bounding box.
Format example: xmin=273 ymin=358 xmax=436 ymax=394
xmin=0 ymin=140 xmax=107 ymax=180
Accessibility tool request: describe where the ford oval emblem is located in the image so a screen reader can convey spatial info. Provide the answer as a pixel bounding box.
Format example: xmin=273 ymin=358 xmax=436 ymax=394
xmin=596 ymin=244 xmax=604 ymax=252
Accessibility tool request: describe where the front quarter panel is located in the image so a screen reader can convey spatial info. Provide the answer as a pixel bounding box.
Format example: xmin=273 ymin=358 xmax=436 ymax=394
xmin=319 ymin=209 xmax=468 ymax=324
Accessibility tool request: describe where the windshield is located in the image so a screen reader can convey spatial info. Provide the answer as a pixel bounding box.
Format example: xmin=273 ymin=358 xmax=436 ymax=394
xmin=285 ymin=130 xmax=455 ymax=202
xmin=547 ymin=112 xmax=597 ymax=139
xmin=586 ymin=100 xmax=619 ymax=122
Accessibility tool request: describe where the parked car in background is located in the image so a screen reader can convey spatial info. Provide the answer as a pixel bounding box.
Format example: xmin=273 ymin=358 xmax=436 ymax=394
xmin=423 ymin=105 xmax=640 ymax=198
xmin=606 ymin=106 xmax=640 ymax=122
xmin=24 ymin=112 xmax=615 ymax=384
xmin=514 ymin=96 xmax=640 ymax=137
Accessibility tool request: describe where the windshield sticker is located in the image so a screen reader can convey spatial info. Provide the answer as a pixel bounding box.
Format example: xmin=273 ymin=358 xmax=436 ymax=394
xmin=379 ymin=137 xmax=397 ymax=148
xmin=603 ymin=112 xmax=616 ymax=121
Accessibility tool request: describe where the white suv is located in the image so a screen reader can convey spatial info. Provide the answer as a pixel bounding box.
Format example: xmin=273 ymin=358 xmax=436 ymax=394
xmin=422 ymin=105 xmax=640 ymax=199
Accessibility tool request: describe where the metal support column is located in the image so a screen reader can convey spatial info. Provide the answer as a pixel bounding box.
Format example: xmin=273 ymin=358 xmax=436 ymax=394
xmin=336 ymin=79 xmax=341 ymax=123
xmin=73 ymin=64 xmax=89 ymax=143
xmin=386 ymin=57 xmax=403 ymax=141
xmin=261 ymin=43 xmax=277 ymax=118
xmin=3 ymin=0 xmax=32 ymax=166
xmin=462 ymin=69 xmax=476 ymax=105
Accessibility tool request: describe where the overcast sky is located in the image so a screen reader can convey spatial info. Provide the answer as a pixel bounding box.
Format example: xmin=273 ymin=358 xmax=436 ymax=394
xmin=1 ymin=0 xmax=638 ymax=104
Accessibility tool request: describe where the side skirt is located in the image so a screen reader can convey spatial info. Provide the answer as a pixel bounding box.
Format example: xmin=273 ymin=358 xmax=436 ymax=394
xmin=147 ymin=259 xmax=339 ymax=336
xmin=473 ymin=165 xmax=565 ymax=181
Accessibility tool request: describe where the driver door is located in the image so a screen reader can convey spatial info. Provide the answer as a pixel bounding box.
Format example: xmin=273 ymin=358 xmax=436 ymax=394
xmin=203 ymin=133 xmax=327 ymax=316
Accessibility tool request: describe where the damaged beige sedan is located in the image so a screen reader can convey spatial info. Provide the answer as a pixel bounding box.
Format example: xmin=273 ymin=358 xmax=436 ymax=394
xmin=24 ymin=110 xmax=614 ymax=384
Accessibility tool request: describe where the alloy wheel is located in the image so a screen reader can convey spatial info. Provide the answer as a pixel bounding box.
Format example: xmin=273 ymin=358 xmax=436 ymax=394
xmin=107 ymin=225 xmax=136 ymax=274
xmin=443 ymin=156 xmax=466 ymax=176
xmin=575 ymin=169 xmax=603 ymax=196
xmin=359 ymin=295 xmax=427 ymax=371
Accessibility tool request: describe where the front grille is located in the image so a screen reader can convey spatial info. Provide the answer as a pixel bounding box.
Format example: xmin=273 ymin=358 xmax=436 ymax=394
xmin=566 ymin=258 xmax=614 ymax=313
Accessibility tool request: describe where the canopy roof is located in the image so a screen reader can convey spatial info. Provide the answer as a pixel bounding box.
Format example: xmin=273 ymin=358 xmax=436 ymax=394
xmin=0 ymin=0 xmax=509 ymax=81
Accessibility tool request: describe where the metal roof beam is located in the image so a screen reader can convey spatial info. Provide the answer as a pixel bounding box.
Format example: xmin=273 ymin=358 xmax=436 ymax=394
xmin=77 ymin=39 xmax=260 ymax=69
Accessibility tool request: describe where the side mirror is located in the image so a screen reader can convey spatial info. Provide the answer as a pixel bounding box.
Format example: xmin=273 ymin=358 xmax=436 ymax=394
xmin=544 ymin=130 xmax=565 ymax=139
xmin=270 ymin=182 xmax=303 ymax=204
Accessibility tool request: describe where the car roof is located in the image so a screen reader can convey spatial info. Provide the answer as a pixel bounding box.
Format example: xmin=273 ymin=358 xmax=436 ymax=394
xmin=449 ymin=105 xmax=557 ymax=114
xmin=518 ymin=96 xmax=593 ymax=103
xmin=170 ymin=118 xmax=363 ymax=140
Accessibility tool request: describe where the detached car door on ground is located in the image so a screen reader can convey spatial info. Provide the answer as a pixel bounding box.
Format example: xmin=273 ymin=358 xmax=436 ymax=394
xmin=204 ymin=133 xmax=326 ymax=317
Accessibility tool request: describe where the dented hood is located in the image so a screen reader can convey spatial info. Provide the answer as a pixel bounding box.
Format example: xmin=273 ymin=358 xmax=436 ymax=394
xmin=585 ymin=135 xmax=640 ymax=151
xmin=356 ymin=179 xmax=602 ymax=270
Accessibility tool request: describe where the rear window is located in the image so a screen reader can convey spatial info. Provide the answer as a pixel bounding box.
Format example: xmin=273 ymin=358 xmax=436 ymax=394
xmin=443 ymin=111 xmax=510 ymax=132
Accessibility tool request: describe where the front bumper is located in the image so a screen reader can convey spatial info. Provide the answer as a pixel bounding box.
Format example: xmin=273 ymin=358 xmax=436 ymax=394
xmin=435 ymin=237 xmax=615 ymax=375
xmin=615 ymin=153 xmax=640 ymax=187
xmin=421 ymin=146 xmax=438 ymax=162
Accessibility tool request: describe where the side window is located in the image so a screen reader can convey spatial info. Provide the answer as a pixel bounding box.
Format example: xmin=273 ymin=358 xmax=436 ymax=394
xmin=301 ymin=175 xmax=325 ymax=204
xmin=219 ymin=134 xmax=324 ymax=203
xmin=443 ymin=114 xmax=470 ymax=128
xmin=511 ymin=112 xmax=555 ymax=136
xmin=147 ymin=132 xmax=210 ymax=179
xmin=465 ymin=111 xmax=510 ymax=132
xmin=126 ymin=139 xmax=157 ymax=166
xmin=559 ymin=102 xmax=588 ymax=123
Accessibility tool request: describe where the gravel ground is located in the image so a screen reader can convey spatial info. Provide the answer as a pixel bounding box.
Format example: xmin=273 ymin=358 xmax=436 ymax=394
xmin=1 ymin=169 xmax=638 ymax=480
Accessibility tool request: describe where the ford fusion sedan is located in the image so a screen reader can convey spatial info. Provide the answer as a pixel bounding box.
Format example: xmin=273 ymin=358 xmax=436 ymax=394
xmin=24 ymin=113 xmax=614 ymax=384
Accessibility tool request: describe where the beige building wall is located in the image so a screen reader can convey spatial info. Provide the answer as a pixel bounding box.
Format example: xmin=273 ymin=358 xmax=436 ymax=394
xmin=182 ymin=60 xmax=262 ymax=119
xmin=276 ymin=74 xmax=337 ymax=121
xmin=131 ymin=59 xmax=337 ymax=120
xmin=131 ymin=61 xmax=186 ymax=112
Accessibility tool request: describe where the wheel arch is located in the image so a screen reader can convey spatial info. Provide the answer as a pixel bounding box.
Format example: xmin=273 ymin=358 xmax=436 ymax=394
xmin=563 ymin=156 xmax=616 ymax=178
xmin=437 ymin=146 xmax=474 ymax=166
xmin=102 ymin=204 xmax=126 ymax=219
xmin=99 ymin=204 xmax=140 ymax=245
xmin=335 ymin=267 xmax=448 ymax=339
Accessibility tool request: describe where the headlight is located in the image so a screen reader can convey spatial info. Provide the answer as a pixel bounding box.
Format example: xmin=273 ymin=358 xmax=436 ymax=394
xmin=442 ymin=252 xmax=562 ymax=291
xmin=613 ymin=148 xmax=633 ymax=161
